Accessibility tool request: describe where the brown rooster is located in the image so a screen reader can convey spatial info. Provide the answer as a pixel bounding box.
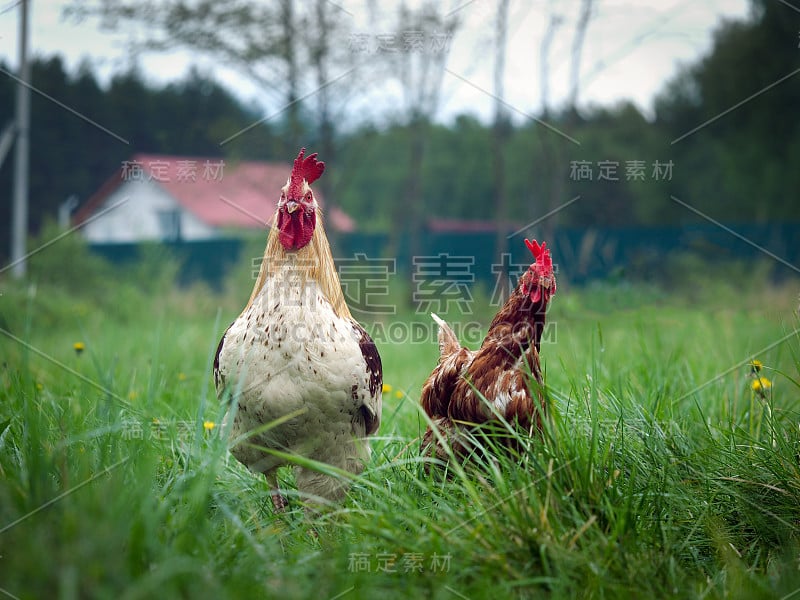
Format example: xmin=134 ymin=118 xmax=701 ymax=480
xmin=214 ymin=149 xmax=382 ymax=510
xmin=420 ymin=239 xmax=556 ymax=462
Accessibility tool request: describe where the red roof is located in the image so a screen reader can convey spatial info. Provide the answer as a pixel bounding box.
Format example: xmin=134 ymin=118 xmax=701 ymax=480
xmin=73 ymin=153 xmax=355 ymax=233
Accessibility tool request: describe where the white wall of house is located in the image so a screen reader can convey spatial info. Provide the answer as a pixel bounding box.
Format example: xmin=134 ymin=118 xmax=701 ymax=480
xmin=81 ymin=179 xmax=218 ymax=243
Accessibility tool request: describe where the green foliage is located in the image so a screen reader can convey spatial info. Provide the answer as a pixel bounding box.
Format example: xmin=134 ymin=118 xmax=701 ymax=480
xmin=26 ymin=219 xmax=117 ymax=296
xmin=654 ymin=1 xmax=800 ymax=223
xmin=218 ymin=233 xmax=268 ymax=311
xmin=0 ymin=222 xmax=190 ymax=332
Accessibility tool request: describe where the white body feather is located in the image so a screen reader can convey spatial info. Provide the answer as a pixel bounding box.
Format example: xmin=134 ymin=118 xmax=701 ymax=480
xmin=216 ymin=256 xmax=380 ymax=501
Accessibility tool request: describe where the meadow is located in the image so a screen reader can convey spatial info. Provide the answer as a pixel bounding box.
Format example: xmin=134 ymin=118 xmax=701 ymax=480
xmin=1 ymin=236 xmax=799 ymax=599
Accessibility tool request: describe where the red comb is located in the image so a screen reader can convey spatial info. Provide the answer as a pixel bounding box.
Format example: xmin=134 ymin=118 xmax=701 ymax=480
xmin=525 ymin=238 xmax=553 ymax=273
xmin=525 ymin=238 xmax=543 ymax=258
xmin=293 ymin=148 xmax=325 ymax=184
xmin=288 ymin=148 xmax=325 ymax=198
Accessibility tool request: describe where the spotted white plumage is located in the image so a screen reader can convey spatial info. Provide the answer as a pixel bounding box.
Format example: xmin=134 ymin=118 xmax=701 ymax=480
xmin=213 ymin=148 xmax=381 ymax=508
xmin=216 ymin=257 xmax=380 ymax=502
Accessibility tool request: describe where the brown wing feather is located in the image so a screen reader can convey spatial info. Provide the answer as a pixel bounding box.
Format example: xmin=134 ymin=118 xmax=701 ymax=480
xmin=420 ymin=346 xmax=474 ymax=419
xmin=352 ymin=321 xmax=382 ymax=435
xmin=420 ymin=314 xmax=475 ymax=419
xmin=450 ymin=336 xmax=543 ymax=427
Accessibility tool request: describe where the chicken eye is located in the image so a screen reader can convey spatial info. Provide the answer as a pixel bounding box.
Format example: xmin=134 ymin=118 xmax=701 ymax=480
xmin=280 ymin=192 xmax=286 ymax=203
xmin=305 ymin=192 xmax=313 ymax=202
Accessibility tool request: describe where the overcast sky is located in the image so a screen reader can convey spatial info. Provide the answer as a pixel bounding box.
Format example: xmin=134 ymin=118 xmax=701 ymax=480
xmin=0 ymin=0 xmax=751 ymax=124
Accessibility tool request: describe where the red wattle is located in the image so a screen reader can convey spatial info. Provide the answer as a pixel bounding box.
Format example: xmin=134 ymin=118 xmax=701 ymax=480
xmin=278 ymin=209 xmax=316 ymax=250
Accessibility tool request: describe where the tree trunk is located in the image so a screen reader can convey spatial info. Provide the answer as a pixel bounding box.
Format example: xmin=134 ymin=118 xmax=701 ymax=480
xmin=313 ymin=0 xmax=339 ymax=250
xmin=387 ymin=115 xmax=426 ymax=309
xmin=536 ymin=10 xmax=563 ymax=245
xmin=492 ymin=0 xmax=511 ymax=299
xmin=280 ymin=0 xmax=301 ymax=154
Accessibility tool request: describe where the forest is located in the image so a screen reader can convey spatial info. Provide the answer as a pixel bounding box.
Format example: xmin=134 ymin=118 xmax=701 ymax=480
xmin=0 ymin=0 xmax=798 ymax=261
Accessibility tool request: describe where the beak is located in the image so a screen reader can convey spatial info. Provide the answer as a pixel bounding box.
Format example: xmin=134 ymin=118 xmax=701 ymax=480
xmin=285 ymin=200 xmax=299 ymax=214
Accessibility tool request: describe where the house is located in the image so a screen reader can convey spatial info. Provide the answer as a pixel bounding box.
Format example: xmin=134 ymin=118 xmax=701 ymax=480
xmin=73 ymin=154 xmax=355 ymax=243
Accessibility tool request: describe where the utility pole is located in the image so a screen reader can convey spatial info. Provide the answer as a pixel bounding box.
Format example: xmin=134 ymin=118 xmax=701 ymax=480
xmin=11 ymin=0 xmax=31 ymax=279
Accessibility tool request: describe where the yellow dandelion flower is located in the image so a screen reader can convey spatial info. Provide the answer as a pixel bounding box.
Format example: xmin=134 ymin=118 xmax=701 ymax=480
xmin=394 ymin=390 xmax=404 ymax=399
xmin=178 ymin=372 xmax=187 ymax=382
xmin=73 ymin=342 xmax=85 ymax=355
xmin=382 ymin=383 xmax=392 ymax=394
xmin=203 ymin=420 xmax=216 ymax=432
xmin=749 ymin=359 xmax=763 ymax=373
xmin=128 ymin=391 xmax=138 ymax=400
xmin=35 ymin=382 xmax=43 ymax=391
xmin=751 ymin=377 xmax=772 ymax=393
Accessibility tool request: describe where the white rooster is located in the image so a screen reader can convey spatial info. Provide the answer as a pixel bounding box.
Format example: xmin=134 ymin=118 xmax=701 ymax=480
xmin=214 ymin=149 xmax=382 ymax=510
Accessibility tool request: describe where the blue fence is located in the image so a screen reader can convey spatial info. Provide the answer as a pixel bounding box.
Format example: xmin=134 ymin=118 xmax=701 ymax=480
xmin=89 ymin=222 xmax=800 ymax=289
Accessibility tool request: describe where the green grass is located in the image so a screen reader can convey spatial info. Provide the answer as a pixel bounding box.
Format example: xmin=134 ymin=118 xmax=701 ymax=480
xmin=1 ymin=262 xmax=800 ymax=599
